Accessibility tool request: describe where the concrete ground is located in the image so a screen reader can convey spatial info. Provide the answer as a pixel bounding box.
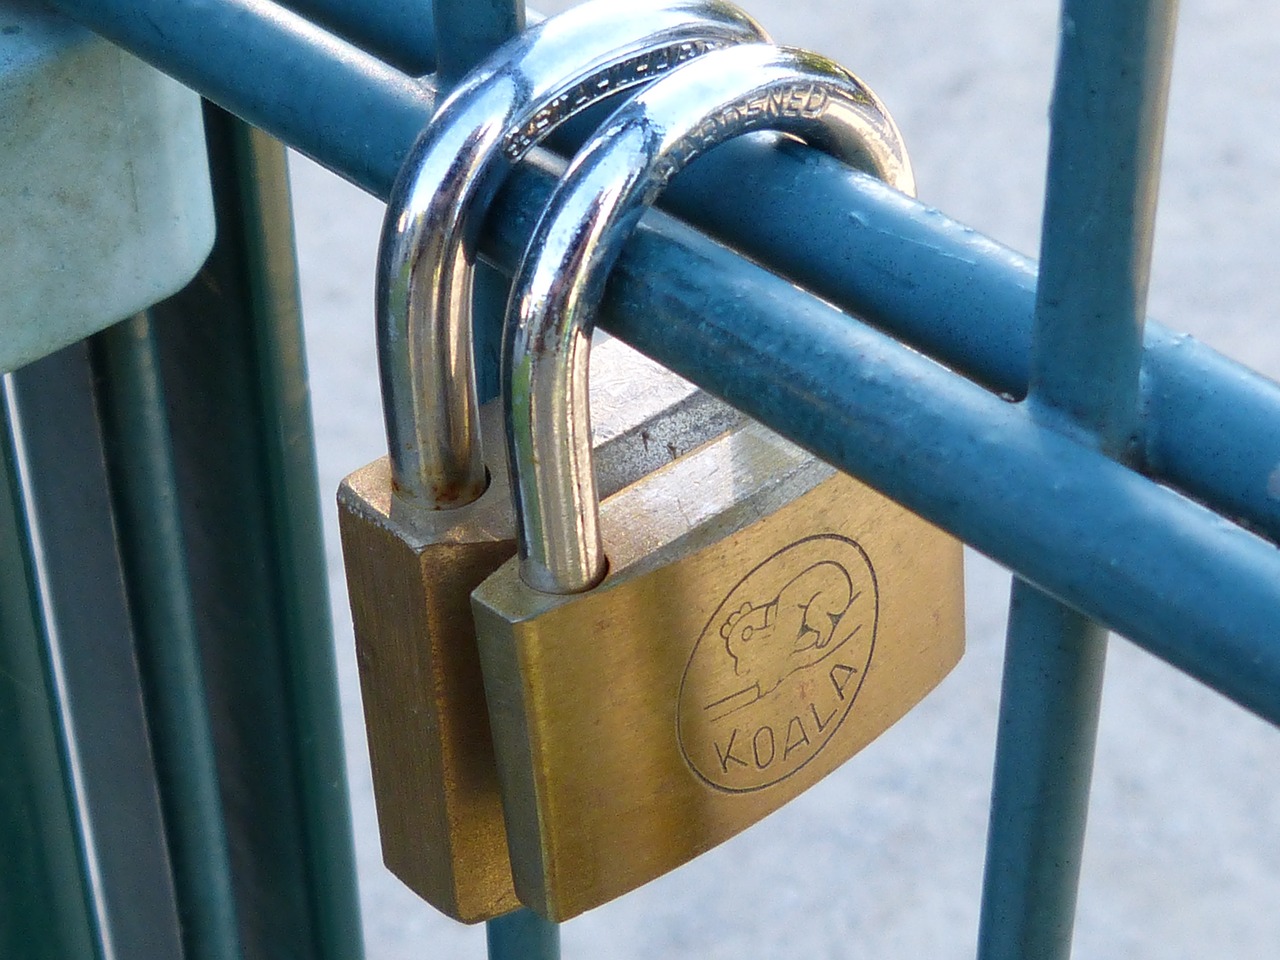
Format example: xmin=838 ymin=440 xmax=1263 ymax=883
xmin=287 ymin=1 xmax=1280 ymax=956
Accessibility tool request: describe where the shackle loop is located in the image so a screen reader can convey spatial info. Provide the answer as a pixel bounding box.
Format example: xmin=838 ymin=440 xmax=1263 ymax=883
xmin=373 ymin=0 xmax=768 ymax=508
xmin=505 ymin=43 xmax=916 ymax=593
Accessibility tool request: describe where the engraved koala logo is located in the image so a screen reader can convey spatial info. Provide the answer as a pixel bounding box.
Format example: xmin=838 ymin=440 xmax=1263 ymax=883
xmin=681 ymin=535 xmax=878 ymax=790
xmin=716 ymin=560 xmax=859 ymax=706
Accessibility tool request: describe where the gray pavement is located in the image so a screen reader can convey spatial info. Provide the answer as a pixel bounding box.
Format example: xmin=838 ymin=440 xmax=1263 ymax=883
xmin=287 ymin=1 xmax=1280 ymax=956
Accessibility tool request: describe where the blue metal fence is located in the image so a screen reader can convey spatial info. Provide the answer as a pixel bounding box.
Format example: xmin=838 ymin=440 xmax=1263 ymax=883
xmin=4 ymin=0 xmax=1278 ymax=957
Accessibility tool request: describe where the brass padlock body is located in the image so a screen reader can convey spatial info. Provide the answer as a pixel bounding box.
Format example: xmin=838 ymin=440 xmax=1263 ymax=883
xmin=472 ymin=421 xmax=964 ymax=920
xmin=339 ymin=340 xmax=743 ymax=921
xmin=340 ymin=413 xmax=515 ymax=920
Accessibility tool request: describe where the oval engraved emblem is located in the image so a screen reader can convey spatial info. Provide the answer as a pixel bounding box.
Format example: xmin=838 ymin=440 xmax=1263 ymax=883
xmin=677 ymin=534 xmax=878 ymax=793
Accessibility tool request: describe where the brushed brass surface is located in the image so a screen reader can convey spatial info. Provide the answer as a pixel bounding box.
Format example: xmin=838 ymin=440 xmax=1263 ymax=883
xmin=472 ymin=422 xmax=965 ymax=920
xmin=340 ymin=449 xmax=519 ymax=923
xmin=339 ymin=345 xmax=743 ymax=922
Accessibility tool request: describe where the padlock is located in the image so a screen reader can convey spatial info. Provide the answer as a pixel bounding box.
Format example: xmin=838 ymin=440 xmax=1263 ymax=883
xmin=337 ymin=0 xmax=768 ymax=923
xmin=471 ymin=44 xmax=965 ymax=921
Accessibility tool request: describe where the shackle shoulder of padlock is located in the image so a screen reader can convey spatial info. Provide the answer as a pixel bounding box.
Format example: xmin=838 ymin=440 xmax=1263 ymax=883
xmin=472 ymin=43 xmax=963 ymax=922
xmin=336 ymin=0 xmax=769 ymax=924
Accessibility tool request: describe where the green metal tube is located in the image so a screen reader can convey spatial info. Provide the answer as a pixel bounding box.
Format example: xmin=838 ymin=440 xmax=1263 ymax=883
xmin=89 ymin=314 xmax=244 ymax=960
xmin=9 ymin=341 xmax=189 ymax=960
xmin=144 ymin=103 xmax=364 ymax=960
xmin=0 ymin=389 xmax=102 ymax=960
xmin=229 ymin=117 xmax=366 ymax=960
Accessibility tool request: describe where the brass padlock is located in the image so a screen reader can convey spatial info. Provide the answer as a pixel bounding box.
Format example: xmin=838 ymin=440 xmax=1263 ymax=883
xmin=337 ymin=0 xmax=768 ymax=923
xmin=471 ymin=44 xmax=965 ymax=921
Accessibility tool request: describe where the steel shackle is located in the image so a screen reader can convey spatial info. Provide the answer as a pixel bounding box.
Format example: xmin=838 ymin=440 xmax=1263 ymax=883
xmin=376 ymin=0 xmax=768 ymax=506
xmin=504 ymin=43 xmax=916 ymax=593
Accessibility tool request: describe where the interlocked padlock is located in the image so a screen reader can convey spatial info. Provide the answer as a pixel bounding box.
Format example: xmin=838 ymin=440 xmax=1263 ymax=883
xmin=337 ymin=0 xmax=767 ymax=923
xmin=471 ymin=44 xmax=965 ymax=920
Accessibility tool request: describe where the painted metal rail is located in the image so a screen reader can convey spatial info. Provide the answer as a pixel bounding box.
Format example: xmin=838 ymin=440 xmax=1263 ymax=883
xmin=5 ymin=0 xmax=1276 ymax=958
xmin=44 ymin=0 xmax=1280 ymax=694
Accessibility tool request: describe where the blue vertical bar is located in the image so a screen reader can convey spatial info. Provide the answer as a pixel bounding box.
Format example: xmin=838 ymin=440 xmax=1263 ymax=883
xmin=978 ymin=2 xmax=1179 ymax=958
xmin=215 ymin=109 xmax=366 ymax=960
xmin=276 ymin=0 xmax=437 ymax=74
xmin=431 ymin=0 xmax=559 ymax=956
xmin=433 ymin=0 xmax=524 ymax=90
xmin=487 ymin=908 xmax=561 ymax=960
xmin=979 ymin=592 xmax=1108 ymax=957
xmin=1028 ymin=4 xmax=1177 ymax=449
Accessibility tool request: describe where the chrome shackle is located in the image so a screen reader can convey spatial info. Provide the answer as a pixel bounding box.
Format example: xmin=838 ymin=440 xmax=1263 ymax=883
xmin=504 ymin=43 xmax=916 ymax=593
xmin=376 ymin=0 xmax=768 ymax=506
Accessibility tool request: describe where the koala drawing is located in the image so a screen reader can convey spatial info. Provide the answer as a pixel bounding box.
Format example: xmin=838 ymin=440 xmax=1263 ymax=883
xmin=720 ymin=560 xmax=856 ymax=698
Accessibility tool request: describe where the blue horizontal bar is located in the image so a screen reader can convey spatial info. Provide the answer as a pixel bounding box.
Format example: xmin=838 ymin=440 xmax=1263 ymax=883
xmin=653 ymin=156 xmax=1280 ymax=542
xmin=47 ymin=2 xmax=1280 ymax=716
xmin=46 ymin=0 xmax=1280 ymax=549
xmin=47 ymin=0 xmax=433 ymax=194
xmin=275 ymin=0 xmax=435 ymax=75
xmin=499 ymin=156 xmax=1280 ymax=547
xmin=594 ymin=204 xmax=1280 ymax=725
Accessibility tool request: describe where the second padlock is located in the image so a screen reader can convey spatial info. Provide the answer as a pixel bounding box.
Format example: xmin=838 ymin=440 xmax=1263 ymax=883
xmin=472 ymin=44 xmax=965 ymax=921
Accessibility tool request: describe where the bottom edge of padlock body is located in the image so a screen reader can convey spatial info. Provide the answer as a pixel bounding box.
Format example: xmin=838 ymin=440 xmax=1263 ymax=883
xmin=382 ymin=843 xmax=524 ymax=925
